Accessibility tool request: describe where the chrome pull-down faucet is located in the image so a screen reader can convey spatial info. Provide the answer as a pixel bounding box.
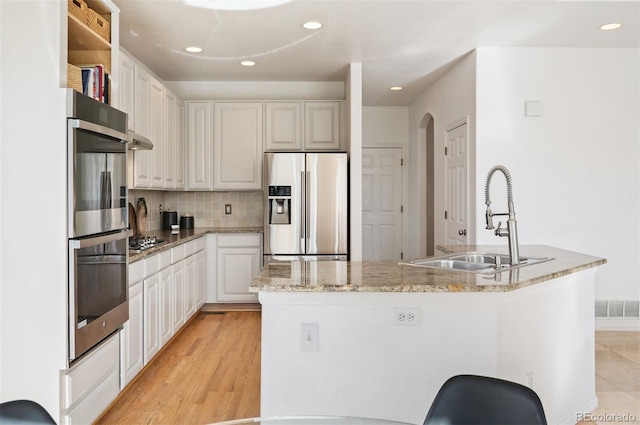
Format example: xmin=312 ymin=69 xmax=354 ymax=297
xmin=484 ymin=165 xmax=520 ymax=266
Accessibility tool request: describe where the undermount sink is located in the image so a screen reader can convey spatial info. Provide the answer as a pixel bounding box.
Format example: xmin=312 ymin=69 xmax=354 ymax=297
xmin=400 ymin=252 xmax=553 ymax=274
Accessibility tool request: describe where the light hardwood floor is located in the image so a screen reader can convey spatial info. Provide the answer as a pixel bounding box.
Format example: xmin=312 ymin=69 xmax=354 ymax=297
xmin=96 ymin=312 xmax=639 ymax=425
xmin=96 ymin=312 xmax=261 ymax=425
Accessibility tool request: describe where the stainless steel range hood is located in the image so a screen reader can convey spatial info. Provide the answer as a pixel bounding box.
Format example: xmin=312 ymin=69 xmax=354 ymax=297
xmin=127 ymin=131 xmax=153 ymax=150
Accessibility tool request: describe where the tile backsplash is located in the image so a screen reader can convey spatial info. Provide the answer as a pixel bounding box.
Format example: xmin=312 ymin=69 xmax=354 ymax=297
xmin=129 ymin=190 xmax=263 ymax=231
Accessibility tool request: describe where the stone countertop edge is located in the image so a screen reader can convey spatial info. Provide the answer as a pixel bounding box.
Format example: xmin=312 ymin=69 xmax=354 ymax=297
xmin=250 ymin=245 xmax=607 ymax=294
xmin=129 ymin=227 xmax=263 ymax=263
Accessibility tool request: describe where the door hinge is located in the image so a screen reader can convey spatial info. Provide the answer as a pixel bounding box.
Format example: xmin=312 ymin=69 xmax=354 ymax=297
xmin=444 ymin=147 xmax=448 ymax=156
xmin=401 ymin=252 xmax=404 ymax=260
xmin=401 ymin=158 xmax=404 ymax=166
xmin=400 ymin=205 xmax=404 ymax=213
xmin=444 ymin=210 xmax=448 ymax=219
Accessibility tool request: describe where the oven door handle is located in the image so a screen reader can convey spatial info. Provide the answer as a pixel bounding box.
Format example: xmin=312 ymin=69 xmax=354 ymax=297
xmin=70 ymin=230 xmax=132 ymax=250
xmin=70 ymin=119 xmax=129 ymax=143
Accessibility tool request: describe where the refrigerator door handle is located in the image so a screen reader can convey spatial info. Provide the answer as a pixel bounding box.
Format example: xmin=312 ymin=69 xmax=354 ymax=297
xmin=306 ymin=170 xmax=311 ymax=253
xmin=300 ymin=171 xmax=306 ymax=252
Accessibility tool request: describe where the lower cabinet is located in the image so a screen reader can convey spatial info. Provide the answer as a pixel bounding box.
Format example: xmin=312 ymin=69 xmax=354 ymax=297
xmin=122 ymin=236 xmax=206 ymax=393
xmin=120 ymin=261 xmax=144 ymax=389
xmin=62 ymin=334 xmax=120 ymax=425
xmin=216 ymin=234 xmax=261 ymax=303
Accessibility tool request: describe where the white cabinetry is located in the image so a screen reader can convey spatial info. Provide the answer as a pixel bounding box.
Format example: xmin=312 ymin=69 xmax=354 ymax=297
xmin=125 ymin=236 xmax=206 ymax=387
xmin=265 ymin=101 xmax=344 ymax=151
xmin=216 ymin=234 xmax=261 ymax=302
xmin=163 ymin=88 xmax=176 ymax=189
xmin=61 ymin=334 xmax=120 ymax=425
xmin=175 ymin=98 xmax=186 ymax=189
xmin=150 ymin=76 xmax=164 ymax=188
xmin=133 ymin=65 xmax=152 ymax=187
xmin=304 ymin=101 xmax=342 ymax=150
xmin=186 ymin=101 xmax=214 ymax=190
xmin=120 ymin=260 xmax=144 ymax=389
xmin=213 ymin=102 xmax=263 ymax=190
xmin=119 ymin=53 xmax=135 ymax=131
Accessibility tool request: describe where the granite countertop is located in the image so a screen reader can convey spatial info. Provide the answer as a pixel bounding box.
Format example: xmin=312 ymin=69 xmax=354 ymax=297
xmin=129 ymin=227 xmax=263 ymax=263
xmin=249 ymin=245 xmax=606 ymax=293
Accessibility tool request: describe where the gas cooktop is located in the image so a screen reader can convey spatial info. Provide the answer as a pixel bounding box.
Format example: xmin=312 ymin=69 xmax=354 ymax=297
xmin=129 ymin=236 xmax=167 ymax=253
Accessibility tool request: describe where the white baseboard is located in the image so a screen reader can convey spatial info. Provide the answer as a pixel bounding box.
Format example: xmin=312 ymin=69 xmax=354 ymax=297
xmin=595 ymin=317 xmax=640 ymax=331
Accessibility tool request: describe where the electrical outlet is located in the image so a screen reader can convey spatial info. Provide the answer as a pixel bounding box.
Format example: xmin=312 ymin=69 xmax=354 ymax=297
xmin=300 ymin=323 xmax=319 ymax=352
xmin=525 ymin=371 xmax=534 ymax=388
xmin=225 ymin=204 xmax=232 ymax=215
xmin=393 ymin=308 xmax=421 ymax=326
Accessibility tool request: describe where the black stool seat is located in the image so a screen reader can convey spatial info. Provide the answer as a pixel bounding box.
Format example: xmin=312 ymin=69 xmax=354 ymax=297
xmin=0 ymin=400 xmax=56 ymax=425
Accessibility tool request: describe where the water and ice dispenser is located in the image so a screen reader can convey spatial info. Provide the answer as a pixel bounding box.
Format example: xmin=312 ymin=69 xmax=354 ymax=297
xmin=268 ymin=186 xmax=291 ymax=225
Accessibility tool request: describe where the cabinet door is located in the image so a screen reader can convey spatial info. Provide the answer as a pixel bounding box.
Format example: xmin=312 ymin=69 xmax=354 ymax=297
xmin=265 ymin=102 xmax=302 ymax=151
xmin=150 ymin=76 xmax=164 ymax=188
xmin=159 ymin=267 xmax=173 ymax=346
xmin=186 ymin=102 xmax=214 ymax=190
xmin=120 ymin=279 xmax=143 ymax=388
xmin=216 ymin=246 xmax=261 ymax=302
xmin=185 ymin=255 xmax=196 ymax=319
xmin=133 ymin=66 xmax=152 ymax=187
xmin=172 ymin=260 xmax=186 ymax=332
xmin=175 ymin=98 xmax=186 ymax=190
xmin=119 ymin=53 xmax=135 ymax=132
xmin=143 ymin=273 xmax=160 ymax=364
xmin=213 ymin=102 xmax=263 ymax=190
xmin=196 ymin=250 xmax=206 ymax=308
xmin=304 ymin=101 xmax=341 ymax=150
xmin=163 ymin=89 xmax=176 ymax=189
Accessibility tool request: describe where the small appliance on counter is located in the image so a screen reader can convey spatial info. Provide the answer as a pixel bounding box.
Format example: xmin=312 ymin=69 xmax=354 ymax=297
xmin=163 ymin=210 xmax=178 ymax=230
xmin=180 ymin=214 xmax=194 ymax=229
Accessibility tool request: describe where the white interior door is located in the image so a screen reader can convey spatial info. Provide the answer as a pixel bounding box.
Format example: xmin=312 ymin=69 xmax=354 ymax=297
xmin=445 ymin=122 xmax=469 ymax=246
xmin=362 ymin=148 xmax=403 ymax=261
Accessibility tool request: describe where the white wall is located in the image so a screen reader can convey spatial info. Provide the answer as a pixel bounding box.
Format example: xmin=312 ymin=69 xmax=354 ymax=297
xmin=475 ymin=47 xmax=640 ymax=300
xmin=407 ymin=51 xmax=477 ymax=258
xmin=363 ymin=106 xmax=409 ymax=147
xmin=0 ymin=0 xmax=68 ymax=419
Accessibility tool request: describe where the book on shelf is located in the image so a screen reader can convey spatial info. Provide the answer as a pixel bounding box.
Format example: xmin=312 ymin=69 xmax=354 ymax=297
xmin=78 ymin=64 xmax=109 ymax=104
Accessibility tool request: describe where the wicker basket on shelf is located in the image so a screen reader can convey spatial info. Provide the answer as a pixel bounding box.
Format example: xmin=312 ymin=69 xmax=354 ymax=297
xmin=67 ymin=63 xmax=83 ymax=93
xmin=87 ymin=8 xmax=110 ymax=42
xmin=68 ymin=0 xmax=89 ymax=24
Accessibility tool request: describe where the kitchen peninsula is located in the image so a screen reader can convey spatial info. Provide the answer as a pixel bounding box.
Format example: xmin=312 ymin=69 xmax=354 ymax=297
xmin=251 ymin=245 xmax=606 ymax=425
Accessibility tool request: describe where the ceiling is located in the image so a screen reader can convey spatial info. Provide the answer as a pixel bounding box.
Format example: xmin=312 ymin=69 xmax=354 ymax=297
xmin=114 ymin=0 xmax=640 ymax=106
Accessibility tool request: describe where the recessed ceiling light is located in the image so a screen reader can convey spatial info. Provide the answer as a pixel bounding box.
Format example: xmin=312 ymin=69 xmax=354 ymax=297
xmin=303 ymin=21 xmax=322 ymax=30
xmin=185 ymin=46 xmax=202 ymax=53
xmin=241 ymin=60 xmax=256 ymax=67
xmin=389 ymin=86 xmax=403 ymax=91
xmin=599 ymin=23 xmax=622 ymax=31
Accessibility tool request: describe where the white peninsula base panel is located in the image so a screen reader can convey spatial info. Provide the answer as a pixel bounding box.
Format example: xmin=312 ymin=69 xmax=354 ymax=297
xmin=259 ymin=269 xmax=597 ymax=425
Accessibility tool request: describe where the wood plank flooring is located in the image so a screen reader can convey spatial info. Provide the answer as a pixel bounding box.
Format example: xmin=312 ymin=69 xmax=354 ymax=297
xmin=97 ymin=311 xmax=638 ymax=425
xmin=95 ymin=312 xmax=261 ymax=425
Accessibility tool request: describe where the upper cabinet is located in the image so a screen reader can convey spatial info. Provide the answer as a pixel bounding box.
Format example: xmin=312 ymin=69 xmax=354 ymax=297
xmin=149 ymin=76 xmax=164 ymax=188
xmin=118 ymin=53 xmax=135 ymax=131
xmin=213 ymin=102 xmax=263 ymax=190
xmin=133 ymin=66 xmax=152 ymax=187
xmin=186 ymin=101 xmax=214 ymax=190
xmin=265 ymin=101 xmax=344 ymax=151
xmin=265 ymin=102 xmax=302 ymax=151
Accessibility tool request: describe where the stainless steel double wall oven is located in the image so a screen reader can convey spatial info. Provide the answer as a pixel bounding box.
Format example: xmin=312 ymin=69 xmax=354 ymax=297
xmin=67 ymin=90 xmax=131 ymax=362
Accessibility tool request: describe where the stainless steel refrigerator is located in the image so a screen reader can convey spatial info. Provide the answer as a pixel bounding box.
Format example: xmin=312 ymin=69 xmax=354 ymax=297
xmin=264 ymin=152 xmax=348 ymax=261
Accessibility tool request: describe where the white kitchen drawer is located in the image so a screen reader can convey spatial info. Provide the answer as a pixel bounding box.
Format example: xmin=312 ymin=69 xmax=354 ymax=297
xmin=63 ymin=367 xmax=119 ymax=425
xmin=185 ymin=240 xmax=196 ymax=257
xmin=217 ymin=234 xmax=261 ymax=248
xmin=62 ymin=333 xmax=119 ymax=409
xmin=171 ymin=244 xmax=186 ymax=263
xmin=195 ymin=236 xmax=205 ymax=252
xmin=144 ymin=254 xmax=159 ymax=277
xmin=158 ymin=249 xmax=171 ymax=270
xmin=129 ymin=260 xmax=144 ymax=285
